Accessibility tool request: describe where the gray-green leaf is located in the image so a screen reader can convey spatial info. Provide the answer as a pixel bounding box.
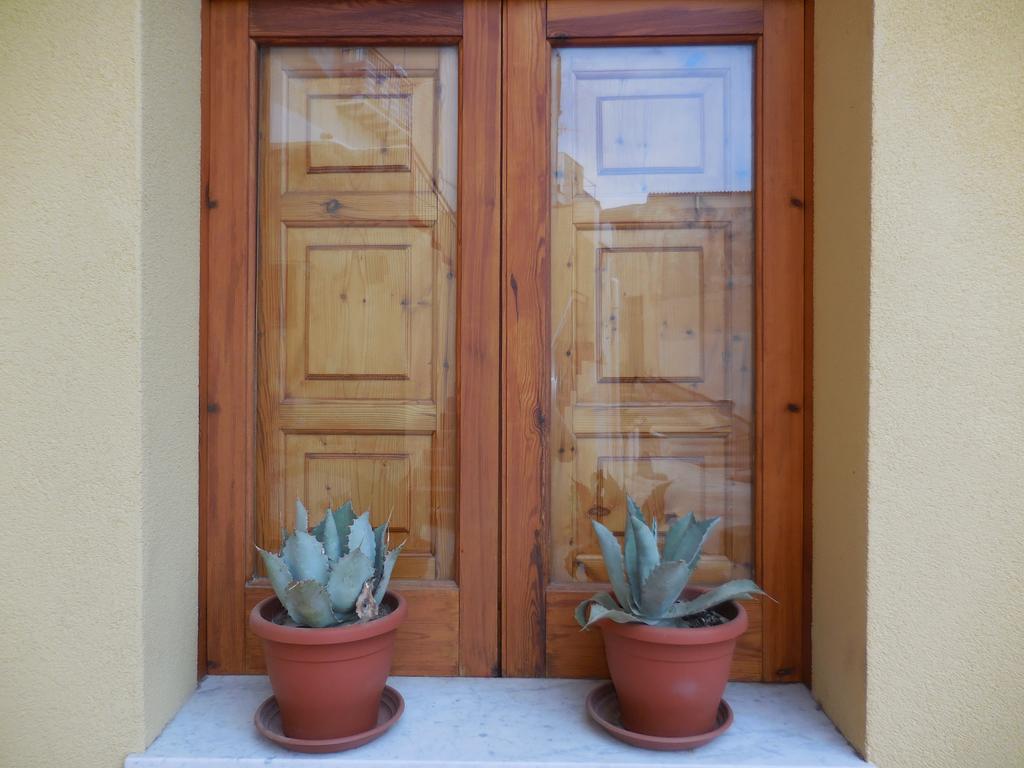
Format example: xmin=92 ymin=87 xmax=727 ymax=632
xmin=591 ymin=520 xmax=630 ymax=611
xmin=574 ymin=591 xmax=619 ymax=629
xmin=580 ymin=602 xmax=667 ymax=630
xmin=322 ymin=511 xmax=342 ymax=563
xmin=326 ymin=549 xmax=374 ymax=615
xmin=624 ymin=511 xmax=641 ymax=610
xmin=626 ymin=496 xmax=645 ymax=522
xmin=295 ymin=499 xmax=309 ymax=533
xmin=630 ymin=514 xmax=661 ymax=586
xmin=373 ymin=521 xmax=389 ymax=578
xmin=332 ymin=501 xmax=355 ymax=552
xmin=282 ymin=530 xmax=329 ymax=585
xmin=257 ymin=547 xmax=293 ymax=603
xmin=664 ymin=514 xmax=719 ymax=567
xmin=283 ymin=580 xmax=336 ymax=627
xmin=347 ymin=511 xmax=376 ymax=561
xmin=639 ymin=559 xmax=694 ymax=618
xmin=665 ymin=579 xmax=763 ymax=619
xmin=373 ymin=541 xmax=404 ymax=604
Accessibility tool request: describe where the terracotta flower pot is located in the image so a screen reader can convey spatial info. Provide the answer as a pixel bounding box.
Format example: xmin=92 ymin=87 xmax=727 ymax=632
xmin=249 ymin=591 xmax=407 ymax=741
xmin=598 ymin=591 xmax=748 ymax=738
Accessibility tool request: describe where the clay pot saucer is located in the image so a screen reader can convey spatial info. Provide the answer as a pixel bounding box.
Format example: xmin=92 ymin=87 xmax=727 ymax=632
xmin=586 ymin=682 xmax=733 ymax=751
xmin=255 ymin=685 xmax=404 ymax=754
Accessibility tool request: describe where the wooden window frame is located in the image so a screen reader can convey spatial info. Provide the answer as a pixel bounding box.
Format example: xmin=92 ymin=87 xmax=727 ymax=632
xmin=199 ymin=0 xmax=812 ymax=681
xmin=200 ymin=0 xmax=501 ymax=676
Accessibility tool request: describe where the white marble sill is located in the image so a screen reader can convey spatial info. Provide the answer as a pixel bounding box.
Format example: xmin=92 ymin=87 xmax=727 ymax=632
xmin=126 ymin=676 xmax=870 ymax=768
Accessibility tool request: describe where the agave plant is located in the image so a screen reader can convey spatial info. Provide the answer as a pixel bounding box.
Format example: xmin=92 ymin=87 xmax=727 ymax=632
xmin=576 ymin=496 xmax=763 ymax=629
xmin=257 ymin=500 xmax=403 ymax=628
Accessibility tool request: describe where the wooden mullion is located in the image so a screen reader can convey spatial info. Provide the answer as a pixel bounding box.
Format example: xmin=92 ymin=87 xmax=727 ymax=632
xmin=502 ymin=0 xmax=550 ymax=678
xmin=458 ymin=0 xmax=502 ymax=676
xmin=759 ymin=0 xmax=806 ymax=682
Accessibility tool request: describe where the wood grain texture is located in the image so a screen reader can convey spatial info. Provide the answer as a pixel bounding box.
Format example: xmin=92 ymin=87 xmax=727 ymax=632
xmin=546 ymin=0 xmax=763 ymax=38
xmin=198 ymin=0 xmax=211 ymax=681
xmin=759 ymin=0 xmax=806 ymax=682
xmin=457 ymin=0 xmax=502 ymax=676
xmin=802 ymin=0 xmax=814 ymax=685
xmin=502 ymin=0 xmax=549 ymax=677
xmin=249 ymin=0 xmax=463 ymax=39
xmin=204 ymin=0 xmax=254 ymax=674
xmin=544 ymin=588 xmax=763 ymax=680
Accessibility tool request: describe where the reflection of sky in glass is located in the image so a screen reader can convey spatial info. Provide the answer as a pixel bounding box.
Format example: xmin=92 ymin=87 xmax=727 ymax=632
xmin=554 ymin=46 xmax=753 ymax=208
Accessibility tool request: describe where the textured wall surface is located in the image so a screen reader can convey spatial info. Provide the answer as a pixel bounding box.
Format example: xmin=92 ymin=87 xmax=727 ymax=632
xmin=0 ymin=1 xmax=200 ymax=766
xmin=811 ymin=0 xmax=872 ymax=752
xmin=866 ymin=1 xmax=1024 ymax=766
xmin=139 ymin=0 xmax=202 ymax=743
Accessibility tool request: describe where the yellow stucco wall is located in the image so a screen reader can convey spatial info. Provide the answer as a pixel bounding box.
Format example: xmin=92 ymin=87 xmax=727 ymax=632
xmin=0 ymin=1 xmax=200 ymax=766
xmin=816 ymin=1 xmax=1024 ymax=766
xmin=811 ymin=0 xmax=872 ymax=751
xmin=865 ymin=1 xmax=1024 ymax=766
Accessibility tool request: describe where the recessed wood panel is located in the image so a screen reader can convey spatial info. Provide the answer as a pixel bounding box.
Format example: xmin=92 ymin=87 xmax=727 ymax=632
xmin=570 ymin=221 xmax=734 ymax=405
xmin=566 ymin=435 xmax=743 ymax=585
xmin=281 ymin=226 xmax=437 ymax=399
xmin=597 ymin=246 xmax=705 ymax=383
xmin=277 ymin=49 xmax=456 ymax=196
xmin=280 ymin=433 xmax=439 ymax=580
xmin=554 ymin=46 xmax=754 ymax=204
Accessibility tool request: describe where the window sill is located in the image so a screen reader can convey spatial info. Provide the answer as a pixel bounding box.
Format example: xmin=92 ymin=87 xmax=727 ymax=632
xmin=127 ymin=676 xmax=869 ymax=767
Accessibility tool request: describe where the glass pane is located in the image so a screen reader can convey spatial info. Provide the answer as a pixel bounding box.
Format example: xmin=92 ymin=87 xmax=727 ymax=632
xmin=255 ymin=47 xmax=458 ymax=582
xmin=550 ymin=46 xmax=754 ymax=586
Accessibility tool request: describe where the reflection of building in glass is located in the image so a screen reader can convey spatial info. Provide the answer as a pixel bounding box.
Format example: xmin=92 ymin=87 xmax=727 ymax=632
xmin=549 ymin=47 xmax=755 ymax=589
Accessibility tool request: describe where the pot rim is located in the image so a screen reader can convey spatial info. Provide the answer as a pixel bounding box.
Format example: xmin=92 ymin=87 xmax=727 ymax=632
xmin=249 ymin=590 xmax=407 ymax=646
xmin=598 ymin=599 xmax=749 ymax=645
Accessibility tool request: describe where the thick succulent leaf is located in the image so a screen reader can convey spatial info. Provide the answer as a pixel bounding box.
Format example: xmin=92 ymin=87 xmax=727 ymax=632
xmin=591 ymin=520 xmax=630 ymax=611
xmin=663 ymin=512 xmax=694 ymax=561
xmin=321 ymin=511 xmax=342 ymax=563
xmin=664 ymin=513 xmax=719 ymax=567
xmin=630 ymin=514 xmax=661 ymax=587
xmin=580 ymin=602 xmax=668 ymax=630
xmin=294 ymin=499 xmax=309 ymax=533
xmin=282 ymin=530 xmax=329 ymax=585
xmin=574 ymin=591 xmax=620 ymax=628
xmin=347 ymin=511 xmax=376 ymax=561
xmin=373 ymin=521 xmax=389 ymax=578
xmin=623 ymin=512 xmax=641 ymax=610
xmin=332 ymin=501 xmax=355 ymax=552
xmin=326 ymin=549 xmax=374 ymax=615
xmin=373 ymin=541 xmax=405 ymax=604
xmin=283 ymin=580 xmax=337 ymax=627
xmin=665 ymin=579 xmax=764 ymax=619
xmin=257 ymin=547 xmax=293 ymax=603
xmin=639 ymin=559 xmax=694 ymax=619
xmin=626 ymin=495 xmax=645 ymax=522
